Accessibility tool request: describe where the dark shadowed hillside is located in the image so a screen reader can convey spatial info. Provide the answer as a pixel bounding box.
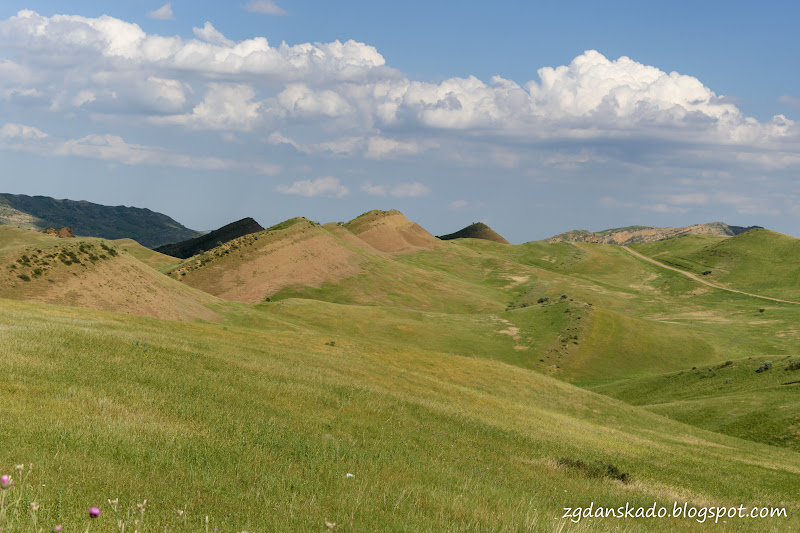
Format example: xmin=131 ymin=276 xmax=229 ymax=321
xmin=437 ymin=222 xmax=510 ymax=244
xmin=155 ymin=217 xmax=264 ymax=259
xmin=0 ymin=193 xmax=200 ymax=247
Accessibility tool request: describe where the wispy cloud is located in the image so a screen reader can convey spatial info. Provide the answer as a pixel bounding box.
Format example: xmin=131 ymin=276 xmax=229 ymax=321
xmin=147 ymin=3 xmax=174 ymax=20
xmin=0 ymin=122 xmax=279 ymax=174
xmin=276 ymin=177 xmax=349 ymax=198
xmin=243 ymin=1 xmax=287 ymax=15
xmin=779 ymin=94 xmax=800 ymax=108
xmin=361 ymin=181 xmax=430 ymax=198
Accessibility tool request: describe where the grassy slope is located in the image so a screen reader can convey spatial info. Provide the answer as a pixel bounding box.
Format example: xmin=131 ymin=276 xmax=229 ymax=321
xmin=267 ymin=234 xmax=800 ymax=384
xmin=113 ymin=238 xmax=181 ymax=272
xmin=590 ymin=355 xmax=800 ymax=452
xmin=1 ymin=298 xmax=799 ymax=532
xmin=631 ymin=229 xmax=800 ymax=300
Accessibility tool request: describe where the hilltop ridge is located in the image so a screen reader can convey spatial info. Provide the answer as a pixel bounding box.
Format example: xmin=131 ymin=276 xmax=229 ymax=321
xmin=546 ymin=222 xmax=761 ymax=246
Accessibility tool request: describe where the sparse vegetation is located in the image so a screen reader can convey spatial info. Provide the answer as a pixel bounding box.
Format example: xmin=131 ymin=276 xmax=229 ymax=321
xmin=756 ymin=361 xmax=773 ymax=373
xmin=557 ymin=457 xmax=630 ymax=483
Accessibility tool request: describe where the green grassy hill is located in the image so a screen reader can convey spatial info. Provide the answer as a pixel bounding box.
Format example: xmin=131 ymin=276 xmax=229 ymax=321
xmin=631 ymin=229 xmax=800 ymax=300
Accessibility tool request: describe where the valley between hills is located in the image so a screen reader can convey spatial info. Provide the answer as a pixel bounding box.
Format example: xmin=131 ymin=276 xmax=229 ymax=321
xmin=1 ymin=203 xmax=799 ymax=531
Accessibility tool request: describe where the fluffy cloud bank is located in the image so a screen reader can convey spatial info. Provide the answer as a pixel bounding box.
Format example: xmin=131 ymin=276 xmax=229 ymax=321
xmin=0 ymin=9 xmax=798 ymax=172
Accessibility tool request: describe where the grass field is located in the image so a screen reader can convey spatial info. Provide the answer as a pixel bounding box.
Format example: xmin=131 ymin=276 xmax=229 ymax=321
xmin=2 ymin=298 xmax=800 ymax=532
xmin=1 ymin=220 xmax=800 ymax=531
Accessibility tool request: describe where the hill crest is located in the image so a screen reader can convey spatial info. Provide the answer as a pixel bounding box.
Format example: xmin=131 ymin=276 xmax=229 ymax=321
xmin=344 ymin=209 xmax=438 ymax=253
xmin=545 ymin=222 xmax=762 ymax=246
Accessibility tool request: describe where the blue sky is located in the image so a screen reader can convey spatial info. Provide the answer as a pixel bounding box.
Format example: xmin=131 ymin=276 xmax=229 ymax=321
xmin=0 ymin=1 xmax=798 ymax=242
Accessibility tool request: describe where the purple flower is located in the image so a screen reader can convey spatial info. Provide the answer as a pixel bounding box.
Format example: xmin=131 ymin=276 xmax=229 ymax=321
xmin=0 ymin=475 xmax=10 ymax=489
xmin=89 ymin=506 xmax=101 ymax=518
xmin=53 ymin=526 xmax=63 ymax=532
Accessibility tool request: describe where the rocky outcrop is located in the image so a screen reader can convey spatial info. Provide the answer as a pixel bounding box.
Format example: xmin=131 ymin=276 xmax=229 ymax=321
xmin=40 ymin=226 xmax=75 ymax=238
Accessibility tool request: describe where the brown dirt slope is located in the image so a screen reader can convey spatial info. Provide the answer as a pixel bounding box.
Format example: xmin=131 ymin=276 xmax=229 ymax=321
xmin=155 ymin=217 xmax=264 ymax=259
xmin=0 ymin=226 xmax=219 ymax=321
xmin=344 ymin=210 xmax=439 ymax=254
xmin=167 ymin=218 xmax=370 ymax=303
xmin=546 ymin=222 xmax=761 ymax=246
xmin=437 ymin=222 xmax=510 ymax=244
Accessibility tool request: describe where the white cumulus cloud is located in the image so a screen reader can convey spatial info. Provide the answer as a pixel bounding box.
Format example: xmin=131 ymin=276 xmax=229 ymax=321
xmin=1 ymin=9 xmax=798 ymax=183
xmin=153 ymin=84 xmax=262 ymax=130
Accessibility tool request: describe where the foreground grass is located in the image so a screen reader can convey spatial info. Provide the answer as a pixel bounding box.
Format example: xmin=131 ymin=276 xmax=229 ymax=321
xmin=1 ymin=299 xmax=800 ymax=531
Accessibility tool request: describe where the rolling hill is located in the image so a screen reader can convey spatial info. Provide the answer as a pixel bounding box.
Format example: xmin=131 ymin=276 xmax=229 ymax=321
xmin=2 ymin=209 xmax=800 ymax=531
xmin=0 ymin=193 xmax=200 ymax=247
xmin=0 ymin=226 xmax=219 ymax=321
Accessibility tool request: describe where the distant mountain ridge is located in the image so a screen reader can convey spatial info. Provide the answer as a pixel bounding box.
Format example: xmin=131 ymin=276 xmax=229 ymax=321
xmin=545 ymin=222 xmax=762 ymax=246
xmin=155 ymin=217 xmax=265 ymax=259
xmin=0 ymin=193 xmax=200 ymax=248
xmin=437 ymin=222 xmax=509 ymax=244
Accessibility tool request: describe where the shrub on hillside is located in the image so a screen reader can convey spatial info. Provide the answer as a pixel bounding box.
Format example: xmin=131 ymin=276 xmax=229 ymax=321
xmin=557 ymin=457 xmax=630 ymax=483
xmin=785 ymin=361 xmax=800 ymax=372
xmin=755 ymin=361 xmax=773 ymax=373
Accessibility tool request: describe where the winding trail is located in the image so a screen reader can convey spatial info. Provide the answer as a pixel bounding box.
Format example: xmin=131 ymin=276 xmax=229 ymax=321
xmin=620 ymin=245 xmax=800 ymax=305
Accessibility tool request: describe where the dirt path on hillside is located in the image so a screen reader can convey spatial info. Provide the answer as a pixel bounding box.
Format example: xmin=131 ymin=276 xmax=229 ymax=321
xmin=620 ymin=246 xmax=800 ymax=305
